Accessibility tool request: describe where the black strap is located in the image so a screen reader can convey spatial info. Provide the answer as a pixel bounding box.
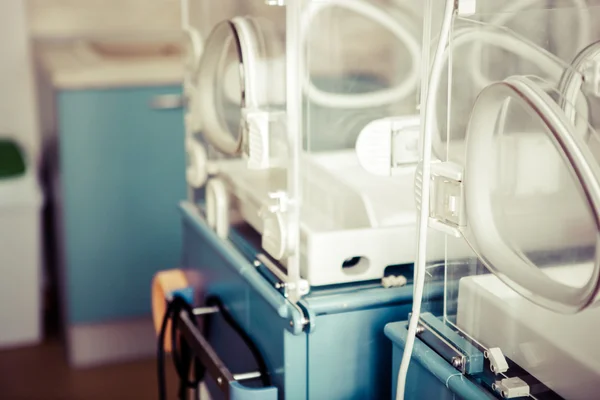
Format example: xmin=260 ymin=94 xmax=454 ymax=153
xmin=157 ymin=295 xmax=203 ymax=400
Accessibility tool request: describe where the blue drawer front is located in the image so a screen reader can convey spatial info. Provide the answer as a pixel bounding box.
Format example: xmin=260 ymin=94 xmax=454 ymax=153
xmin=58 ymin=86 xmax=186 ymax=323
xmin=308 ymin=305 xmax=412 ymax=400
xmin=181 ymin=211 xmax=308 ymax=400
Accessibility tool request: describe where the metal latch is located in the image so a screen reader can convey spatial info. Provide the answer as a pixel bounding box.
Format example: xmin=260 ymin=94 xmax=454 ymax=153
xmin=243 ymin=109 xmax=271 ymax=170
xmin=457 ymin=0 xmax=477 ymax=16
xmin=261 ymin=192 xmax=296 ymax=261
xmin=243 ymin=109 xmax=287 ymax=170
xmin=254 ymin=254 xmax=310 ymax=302
xmin=492 ymin=377 xmax=530 ymax=399
xmin=276 ymin=279 xmax=310 ymax=299
xmin=149 ymin=94 xmax=185 ymax=110
xmin=267 ymin=191 xmax=291 ymax=213
xmin=416 ymin=313 xmax=484 ymax=375
xmin=582 ymin=58 xmax=600 ymax=98
xmin=428 ymin=161 xmax=465 ymax=237
xmin=485 ymin=347 xmax=509 ymax=374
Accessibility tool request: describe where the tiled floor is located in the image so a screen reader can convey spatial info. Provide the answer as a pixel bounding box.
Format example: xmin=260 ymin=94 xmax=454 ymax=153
xmin=0 ymin=337 xmax=180 ymax=400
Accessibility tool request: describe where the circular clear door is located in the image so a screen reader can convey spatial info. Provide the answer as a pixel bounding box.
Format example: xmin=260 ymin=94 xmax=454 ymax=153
xmin=196 ymin=17 xmax=285 ymax=156
xmin=460 ymin=75 xmax=600 ymax=313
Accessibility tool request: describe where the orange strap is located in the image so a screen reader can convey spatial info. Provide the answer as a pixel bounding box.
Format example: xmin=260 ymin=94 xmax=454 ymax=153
xmin=151 ymin=269 xmax=189 ymax=352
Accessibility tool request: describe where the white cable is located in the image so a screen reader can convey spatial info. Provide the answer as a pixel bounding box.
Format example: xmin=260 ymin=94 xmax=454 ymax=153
xmin=432 ymin=25 xmax=564 ymax=144
xmin=301 ymin=0 xmax=422 ymax=109
xmin=468 ymin=0 xmax=591 ymax=89
xmin=395 ymin=1 xmax=455 ymax=399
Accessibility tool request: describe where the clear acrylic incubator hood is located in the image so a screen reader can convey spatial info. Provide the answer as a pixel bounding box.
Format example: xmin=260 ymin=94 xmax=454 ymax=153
xmin=395 ymin=1 xmax=600 ymax=399
xmin=181 ymin=0 xmax=435 ymax=299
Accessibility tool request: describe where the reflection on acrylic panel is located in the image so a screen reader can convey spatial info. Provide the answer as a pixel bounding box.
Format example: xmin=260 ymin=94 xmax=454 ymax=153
xmin=420 ymin=1 xmax=600 ymax=398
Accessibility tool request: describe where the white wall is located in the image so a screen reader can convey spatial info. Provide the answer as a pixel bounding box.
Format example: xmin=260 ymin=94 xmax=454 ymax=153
xmin=27 ymin=0 xmax=182 ymax=40
xmin=0 ymin=1 xmax=40 ymax=163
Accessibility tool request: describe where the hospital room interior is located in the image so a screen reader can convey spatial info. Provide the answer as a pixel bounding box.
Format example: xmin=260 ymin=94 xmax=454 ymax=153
xmin=2 ymin=0 xmax=600 ymax=399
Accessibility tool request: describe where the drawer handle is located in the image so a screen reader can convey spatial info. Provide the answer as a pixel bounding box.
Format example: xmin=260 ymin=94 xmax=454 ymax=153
xmin=160 ymin=295 xmax=278 ymax=400
xmin=149 ymin=94 xmax=185 ymax=110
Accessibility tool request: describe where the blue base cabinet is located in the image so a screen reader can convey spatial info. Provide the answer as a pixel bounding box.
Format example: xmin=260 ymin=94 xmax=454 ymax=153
xmin=56 ymin=85 xmax=186 ymax=351
xmin=180 ymin=202 xmax=444 ymax=400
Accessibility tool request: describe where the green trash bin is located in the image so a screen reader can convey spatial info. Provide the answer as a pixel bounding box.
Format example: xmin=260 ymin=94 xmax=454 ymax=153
xmin=0 ymin=139 xmax=26 ymax=179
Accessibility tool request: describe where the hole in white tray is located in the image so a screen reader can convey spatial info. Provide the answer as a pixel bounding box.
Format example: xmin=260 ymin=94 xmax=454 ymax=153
xmin=341 ymin=256 xmax=370 ymax=275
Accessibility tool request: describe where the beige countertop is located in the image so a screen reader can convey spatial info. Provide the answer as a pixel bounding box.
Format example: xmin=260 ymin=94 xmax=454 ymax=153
xmin=35 ymin=38 xmax=185 ymax=89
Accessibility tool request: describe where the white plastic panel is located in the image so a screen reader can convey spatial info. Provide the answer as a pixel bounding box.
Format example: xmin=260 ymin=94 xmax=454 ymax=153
xmin=295 ymin=0 xmax=427 ymax=286
xmin=457 ymin=269 xmax=600 ymax=400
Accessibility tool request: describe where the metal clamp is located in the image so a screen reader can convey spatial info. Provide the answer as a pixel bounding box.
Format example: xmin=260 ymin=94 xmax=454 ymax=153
xmin=252 ymin=255 xmax=310 ymax=331
xmin=255 ymin=254 xmax=310 ymax=299
xmin=415 ymin=313 xmax=484 ymax=375
xmin=428 ymin=161 xmax=465 ymax=237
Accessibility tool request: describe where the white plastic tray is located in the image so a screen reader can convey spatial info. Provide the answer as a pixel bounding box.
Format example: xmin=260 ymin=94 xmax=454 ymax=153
xmin=218 ymin=150 xmax=424 ymax=286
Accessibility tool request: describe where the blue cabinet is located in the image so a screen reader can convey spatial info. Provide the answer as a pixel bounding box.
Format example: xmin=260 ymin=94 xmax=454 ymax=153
xmin=57 ymin=85 xmax=186 ymax=324
xmin=180 ymin=203 xmax=444 ymax=399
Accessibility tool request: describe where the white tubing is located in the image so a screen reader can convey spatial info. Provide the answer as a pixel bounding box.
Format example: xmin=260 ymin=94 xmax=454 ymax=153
xmin=427 ymin=23 xmax=590 ymax=160
xmin=395 ymin=1 xmax=455 ymax=399
xmin=301 ymin=0 xmax=421 ymax=109
xmin=452 ymin=28 xmax=564 ymax=80
xmin=468 ymin=0 xmax=591 ymax=89
xmin=453 ymin=27 xmax=589 ymax=150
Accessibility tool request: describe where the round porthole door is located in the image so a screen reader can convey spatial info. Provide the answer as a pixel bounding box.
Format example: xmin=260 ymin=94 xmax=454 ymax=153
xmin=458 ymin=75 xmax=600 ymax=313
